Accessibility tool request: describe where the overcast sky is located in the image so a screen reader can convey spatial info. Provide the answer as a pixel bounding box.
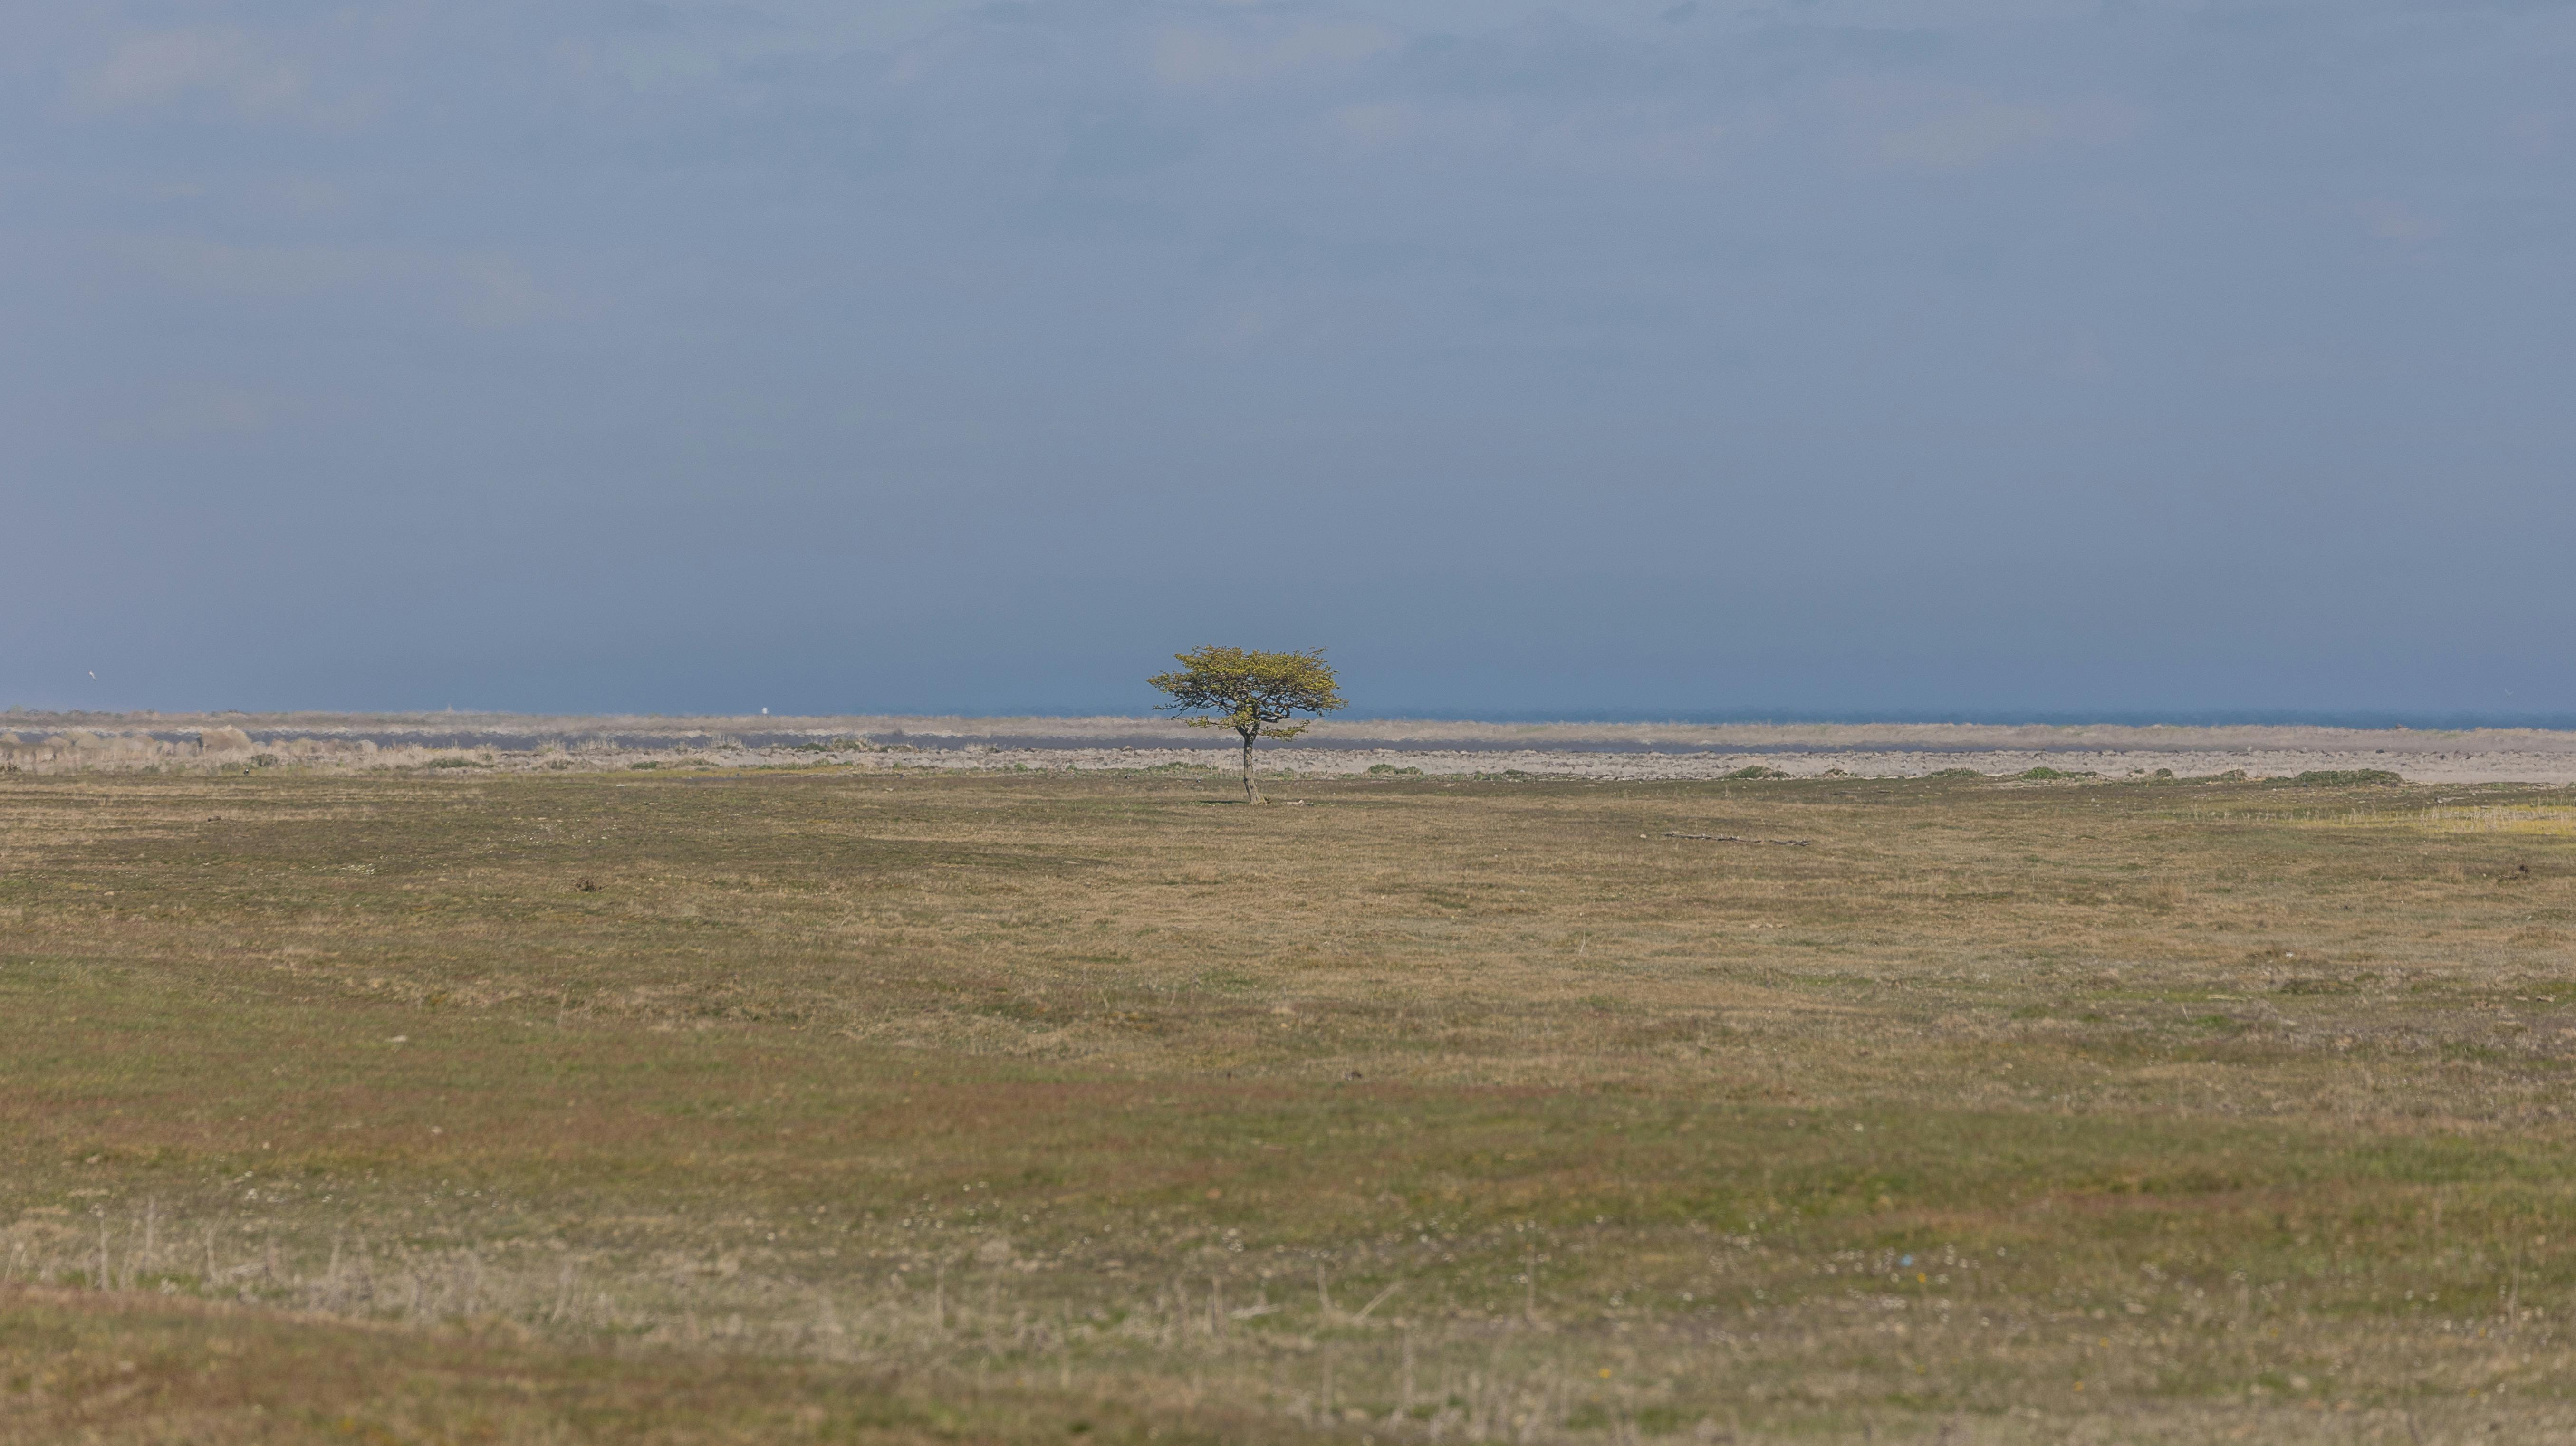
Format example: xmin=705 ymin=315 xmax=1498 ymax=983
xmin=4 ymin=1 xmax=2570 ymax=719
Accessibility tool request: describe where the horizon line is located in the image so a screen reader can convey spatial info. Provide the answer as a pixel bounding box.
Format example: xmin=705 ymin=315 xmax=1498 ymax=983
xmin=11 ymin=704 xmax=2576 ymax=733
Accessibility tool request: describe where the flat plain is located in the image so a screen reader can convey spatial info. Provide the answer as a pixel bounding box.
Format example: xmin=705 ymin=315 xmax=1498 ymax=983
xmin=5 ymin=762 xmax=2574 ymax=1443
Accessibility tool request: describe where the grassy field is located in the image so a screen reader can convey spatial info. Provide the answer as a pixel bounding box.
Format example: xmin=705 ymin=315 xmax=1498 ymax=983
xmin=5 ymin=764 xmax=2574 ymax=1443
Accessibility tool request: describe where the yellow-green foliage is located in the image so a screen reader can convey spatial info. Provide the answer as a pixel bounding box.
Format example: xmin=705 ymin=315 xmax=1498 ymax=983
xmin=1147 ymin=645 xmax=1345 ymax=802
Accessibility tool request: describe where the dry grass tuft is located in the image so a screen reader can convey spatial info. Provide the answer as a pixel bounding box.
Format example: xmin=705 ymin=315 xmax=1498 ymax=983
xmin=4 ymin=769 xmax=2574 ymax=1442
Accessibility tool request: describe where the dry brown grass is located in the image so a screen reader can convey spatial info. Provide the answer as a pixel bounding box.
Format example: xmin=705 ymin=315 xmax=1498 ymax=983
xmin=4 ymin=766 xmax=2574 ymax=1442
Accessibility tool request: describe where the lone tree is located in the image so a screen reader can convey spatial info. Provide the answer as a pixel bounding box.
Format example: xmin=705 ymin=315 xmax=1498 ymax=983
xmin=1148 ymin=646 xmax=1345 ymax=804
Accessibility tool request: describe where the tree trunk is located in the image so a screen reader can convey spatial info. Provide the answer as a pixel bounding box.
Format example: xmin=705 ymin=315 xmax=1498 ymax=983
xmin=1240 ymin=728 xmax=1262 ymax=804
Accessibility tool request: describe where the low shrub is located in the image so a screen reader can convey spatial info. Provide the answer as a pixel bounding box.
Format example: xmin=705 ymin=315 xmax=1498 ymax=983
xmin=2284 ymin=769 xmax=2405 ymax=787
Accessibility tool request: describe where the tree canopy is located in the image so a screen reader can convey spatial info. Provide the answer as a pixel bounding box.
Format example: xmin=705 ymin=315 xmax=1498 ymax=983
xmin=1147 ymin=646 xmax=1345 ymax=803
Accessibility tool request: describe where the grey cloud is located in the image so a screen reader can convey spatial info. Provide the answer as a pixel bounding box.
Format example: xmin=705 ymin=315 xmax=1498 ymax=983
xmin=1150 ymin=19 xmax=1401 ymax=89
xmin=79 ymin=27 xmax=307 ymax=115
xmin=1874 ymin=94 xmax=2060 ymax=168
xmin=4 ymin=0 xmax=2573 ymax=718
xmin=144 ymin=382 xmax=302 ymax=438
xmin=113 ymin=237 xmax=565 ymax=328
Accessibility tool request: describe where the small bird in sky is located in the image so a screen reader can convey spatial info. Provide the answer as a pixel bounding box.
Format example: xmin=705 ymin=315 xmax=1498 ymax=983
xmin=88 ymin=671 xmax=96 ymax=680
